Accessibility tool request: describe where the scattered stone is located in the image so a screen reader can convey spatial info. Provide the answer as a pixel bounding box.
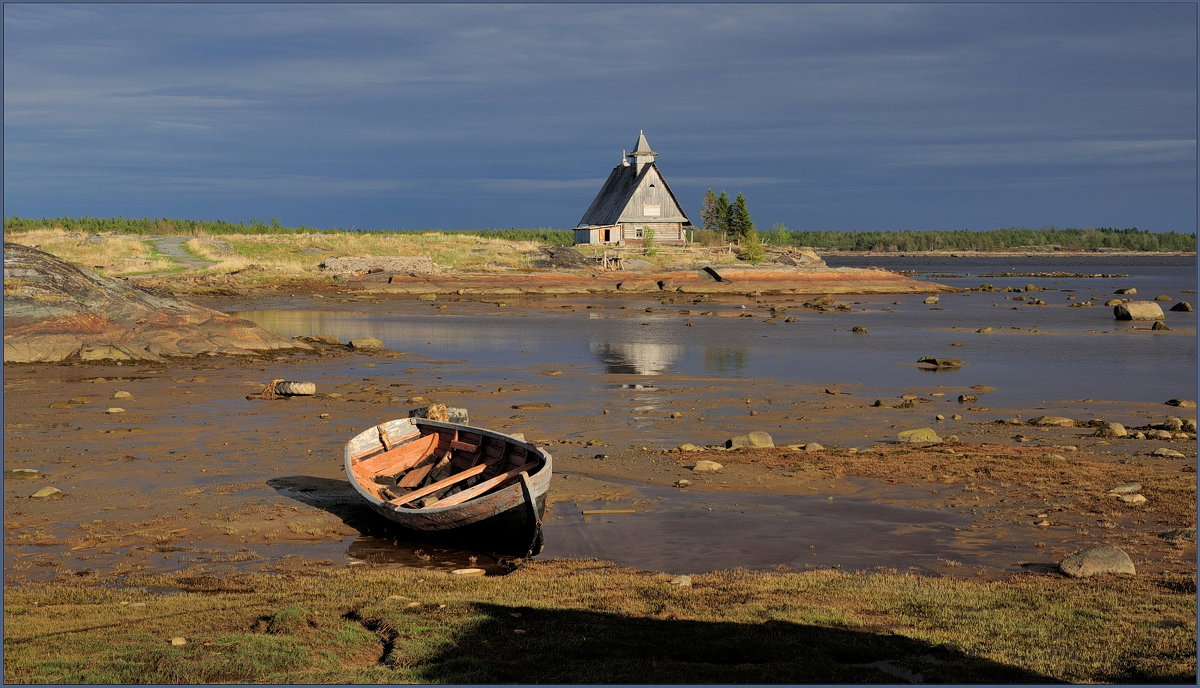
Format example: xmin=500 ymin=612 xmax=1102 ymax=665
xmin=273 ymin=380 xmax=316 ymax=396
xmin=1114 ymin=287 xmax=1137 ymax=295
xmin=1107 ymin=482 xmax=1142 ymax=495
xmin=310 ymin=333 xmax=340 ymax=345
xmin=871 ymin=400 xmax=884 ymax=407
xmin=934 ymin=414 xmax=944 ymax=421
xmin=1165 ymin=398 xmax=1196 ymax=408
xmin=1150 ymin=448 xmax=1186 ymax=458
xmin=676 ymin=444 xmax=704 ymax=452
xmin=674 ymin=479 xmax=692 ymax=488
xmin=417 ymin=293 xmax=437 ymax=301
xmin=1094 ymin=422 xmax=1127 ymax=438
xmin=917 ymin=356 xmax=965 ymax=368
xmin=1113 ymin=301 xmax=1164 ymax=321
xmin=1151 ymin=321 xmax=1170 ymax=331
xmin=897 ymin=428 xmax=941 ymax=443
xmin=511 ymin=402 xmax=551 ymax=410
xmin=801 ymin=443 xmax=824 ymax=452
xmin=824 ymin=388 xmax=843 ymax=395
xmin=30 ymin=486 xmax=64 ymax=499
xmin=670 ymin=411 xmax=683 ymax=419
xmin=1158 ymin=417 xmax=1185 ymax=432
xmin=957 ymin=395 xmax=976 ymax=404
xmin=112 ymin=390 xmax=134 ymax=400
xmin=1146 ymin=429 xmax=1173 ymax=440
xmin=1169 ymin=301 xmax=1193 ymax=312
xmin=851 ymin=326 xmax=868 ymax=333
xmin=1035 ymin=519 xmax=1051 ymax=527
xmin=1154 ymin=294 xmax=1172 ymax=301
xmin=1104 ymin=299 xmax=1125 ymax=307
xmin=1041 ymin=454 xmax=1066 ymax=461
xmin=48 ymin=401 xmax=72 ymax=409
xmin=1058 ymin=545 xmax=1136 ymax=578
xmin=1029 ymin=416 xmax=1075 ymax=427
xmin=692 ymin=460 xmax=724 ymax=473
xmin=976 ymin=327 xmax=992 ymax=334
xmin=726 ymin=431 xmax=774 ymax=449
xmin=1117 ymin=494 xmax=1147 ymax=505
xmin=669 ymin=575 xmax=693 ymax=587
xmin=349 ymin=337 xmax=384 ymax=350
xmin=170 ymin=637 xmax=188 ymax=646
xmin=105 ymin=407 xmax=126 ymax=414
xmin=923 ymin=295 xmax=940 ymax=305
xmin=409 ymin=405 xmax=470 ymax=424
xmin=5 ymin=468 xmax=40 ymax=478
xmin=1158 ymin=527 xmax=1196 ymax=542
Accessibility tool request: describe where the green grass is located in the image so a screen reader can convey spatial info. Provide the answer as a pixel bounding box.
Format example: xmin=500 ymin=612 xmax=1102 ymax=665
xmin=4 ymin=560 xmax=1194 ymax=684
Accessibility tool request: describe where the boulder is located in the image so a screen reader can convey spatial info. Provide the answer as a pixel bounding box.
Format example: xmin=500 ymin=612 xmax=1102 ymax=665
xmin=1165 ymin=398 xmax=1196 ymax=408
xmin=1094 ymin=422 xmax=1127 ymax=438
xmin=1154 ymin=294 xmax=1173 ymax=301
xmin=692 ymin=460 xmax=724 ymax=473
xmin=3 ymin=243 xmax=310 ymax=362
xmin=1113 ymin=301 xmax=1165 ymax=321
xmin=725 ymin=431 xmax=774 ymax=449
xmin=1114 ymin=287 xmax=1137 ymax=295
xmin=1029 ymin=416 xmax=1076 ymax=427
xmin=1169 ymin=301 xmax=1193 ymax=312
xmin=1151 ymin=321 xmax=1170 ymax=331
xmin=1150 ymin=448 xmax=1186 ymax=458
xmin=349 ymin=337 xmax=384 ymax=350
xmin=897 ymin=428 xmax=942 ymax=443
xmin=1059 ymin=546 xmax=1135 ymax=577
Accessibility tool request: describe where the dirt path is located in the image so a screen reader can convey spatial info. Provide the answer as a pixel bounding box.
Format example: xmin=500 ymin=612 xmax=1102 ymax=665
xmin=145 ymin=235 xmax=212 ymax=270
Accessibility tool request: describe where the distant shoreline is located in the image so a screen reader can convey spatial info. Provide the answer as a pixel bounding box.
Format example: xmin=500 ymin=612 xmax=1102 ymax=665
xmin=818 ymin=249 xmax=1196 ymax=258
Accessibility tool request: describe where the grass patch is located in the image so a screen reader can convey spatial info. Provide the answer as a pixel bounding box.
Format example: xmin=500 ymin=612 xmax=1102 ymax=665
xmin=4 ymin=560 xmax=1194 ymax=684
xmin=5 ymin=229 xmax=177 ymax=276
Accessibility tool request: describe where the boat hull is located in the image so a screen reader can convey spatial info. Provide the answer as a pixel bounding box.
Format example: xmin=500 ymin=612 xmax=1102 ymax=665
xmin=344 ymin=417 xmax=552 ymax=556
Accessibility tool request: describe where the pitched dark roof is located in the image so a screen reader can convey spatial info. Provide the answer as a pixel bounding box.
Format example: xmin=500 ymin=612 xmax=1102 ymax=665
xmin=576 ymin=162 xmax=689 ymax=227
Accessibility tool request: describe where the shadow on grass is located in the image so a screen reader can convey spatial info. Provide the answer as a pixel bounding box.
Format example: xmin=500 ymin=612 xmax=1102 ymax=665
xmin=403 ymin=602 xmax=1062 ymax=684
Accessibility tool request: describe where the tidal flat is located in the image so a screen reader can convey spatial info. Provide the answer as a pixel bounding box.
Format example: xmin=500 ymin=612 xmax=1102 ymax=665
xmin=3 ymin=255 xmax=1196 ymax=683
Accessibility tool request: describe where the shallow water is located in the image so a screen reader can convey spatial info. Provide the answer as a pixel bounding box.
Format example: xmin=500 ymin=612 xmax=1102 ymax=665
xmin=233 ymin=257 xmax=1196 ymax=409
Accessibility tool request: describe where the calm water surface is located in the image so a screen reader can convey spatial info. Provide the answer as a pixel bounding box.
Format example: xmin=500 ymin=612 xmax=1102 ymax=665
xmin=234 ymin=257 xmax=1196 ymax=408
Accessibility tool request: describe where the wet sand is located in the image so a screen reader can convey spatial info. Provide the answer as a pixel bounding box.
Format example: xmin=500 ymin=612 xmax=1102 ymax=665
xmin=4 ymin=295 xmax=1195 ymax=583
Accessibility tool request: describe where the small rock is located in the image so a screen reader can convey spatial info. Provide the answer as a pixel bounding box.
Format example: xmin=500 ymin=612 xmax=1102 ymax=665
xmin=105 ymin=407 xmax=126 ymax=414
xmin=30 ymin=486 xmax=64 ymax=499
xmin=725 ymin=431 xmax=774 ymax=449
xmin=1154 ymin=294 xmax=1173 ymax=301
xmin=673 ymin=479 xmax=692 ymax=488
xmin=851 ymin=326 xmax=868 ymax=333
xmin=1150 ymin=448 xmax=1186 ymax=458
xmin=923 ymin=295 xmax=940 ymax=305
xmin=170 ymin=637 xmax=188 ymax=646
xmin=957 ymin=395 xmax=976 ymax=404
xmin=917 ymin=356 xmax=965 ymax=368
xmin=1107 ymin=482 xmax=1142 ymax=495
xmin=1058 ymin=545 xmax=1136 ymax=578
xmin=48 ymin=401 xmax=72 ymax=409
xmin=349 ymin=337 xmax=384 ymax=350
xmin=5 ymin=468 xmax=40 ymax=478
xmin=1114 ymin=287 xmax=1137 ymax=295
xmin=669 ymin=575 xmax=693 ymax=587
xmin=1146 ymin=429 xmax=1173 ymax=440
xmin=676 ymin=443 xmax=704 ymax=452
xmin=112 ymin=391 xmax=134 ymax=400
xmin=976 ymin=327 xmax=992 ymax=334
xmin=1151 ymin=321 xmax=1170 ymax=331
xmin=897 ymin=428 xmax=941 ymax=443
xmin=1094 ymin=422 xmax=1127 ymax=438
xmin=1168 ymin=301 xmax=1193 ymax=312
xmin=1117 ymin=494 xmax=1147 ymax=505
xmin=1042 ymin=453 xmax=1066 ymax=461
xmin=417 ymin=293 xmax=437 ymax=301
xmin=801 ymin=443 xmax=824 ymax=452
xmin=1035 ymin=519 xmax=1051 ymax=527
xmin=1158 ymin=527 xmax=1196 ymax=542
xmin=1104 ymin=299 xmax=1125 ymax=307
xmin=1165 ymin=398 xmax=1196 ymax=408
xmin=692 ymin=460 xmax=724 ymax=473
xmin=670 ymin=411 xmax=683 ymax=419
xmin=310 ymin=333 xmax=340 ymax=345
xmin=1030 ymin=416 xmax=1075 ymax=427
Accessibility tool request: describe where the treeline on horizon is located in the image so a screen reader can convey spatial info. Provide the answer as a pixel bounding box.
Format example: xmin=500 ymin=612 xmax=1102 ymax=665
xmin=3 ymin=216 xmax=1195 ymax=252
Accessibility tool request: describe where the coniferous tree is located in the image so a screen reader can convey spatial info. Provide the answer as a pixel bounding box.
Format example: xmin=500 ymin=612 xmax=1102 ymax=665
xmin=728 ymin=193 xmax=754 ymax=242
xmin=700 ymin=189 xmax=720 ymax=232
xmin=716 ymin=191 xmax=732 ymax=241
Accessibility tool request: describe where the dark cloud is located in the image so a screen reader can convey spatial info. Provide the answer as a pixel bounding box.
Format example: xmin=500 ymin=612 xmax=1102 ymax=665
xmin=4 ymin=3 xmax=1195 ymax=231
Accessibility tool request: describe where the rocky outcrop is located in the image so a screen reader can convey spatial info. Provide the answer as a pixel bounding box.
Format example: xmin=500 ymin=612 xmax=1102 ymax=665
xmin=4 ymin=243 xmax=310 ymax=363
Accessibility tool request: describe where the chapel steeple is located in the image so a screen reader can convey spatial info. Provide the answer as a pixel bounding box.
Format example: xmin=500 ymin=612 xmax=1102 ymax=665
xmin=629 ymin=130 xmax=658 ymax=171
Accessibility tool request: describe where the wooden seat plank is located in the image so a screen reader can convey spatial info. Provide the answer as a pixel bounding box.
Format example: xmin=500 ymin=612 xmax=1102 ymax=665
xmin=421 ymin=464 xmax=532 ymax=509
xmin=389 ymin=461 xmax=492 ymax=507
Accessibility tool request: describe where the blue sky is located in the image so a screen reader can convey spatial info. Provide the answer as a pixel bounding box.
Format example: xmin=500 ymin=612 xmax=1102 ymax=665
xmin=4 ymin=2 xmax=1196 ymax=232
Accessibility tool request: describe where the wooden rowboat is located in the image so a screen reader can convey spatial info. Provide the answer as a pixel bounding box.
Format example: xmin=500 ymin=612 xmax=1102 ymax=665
xmin=344 ymin=417 xmax=553 ymax=556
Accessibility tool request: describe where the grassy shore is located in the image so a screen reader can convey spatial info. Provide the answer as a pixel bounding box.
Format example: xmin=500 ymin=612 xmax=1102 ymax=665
xmin=4 ymin=561 xmax=1194 ymax=684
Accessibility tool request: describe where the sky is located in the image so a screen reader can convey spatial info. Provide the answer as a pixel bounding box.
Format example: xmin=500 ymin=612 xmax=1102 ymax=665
xmin=3 ymin=2 xmax=1197 ymax=233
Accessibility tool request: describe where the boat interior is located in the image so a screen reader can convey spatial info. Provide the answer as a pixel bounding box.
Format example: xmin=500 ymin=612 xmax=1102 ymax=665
xmin=349 ymin=421 xmax=542 ymax=510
